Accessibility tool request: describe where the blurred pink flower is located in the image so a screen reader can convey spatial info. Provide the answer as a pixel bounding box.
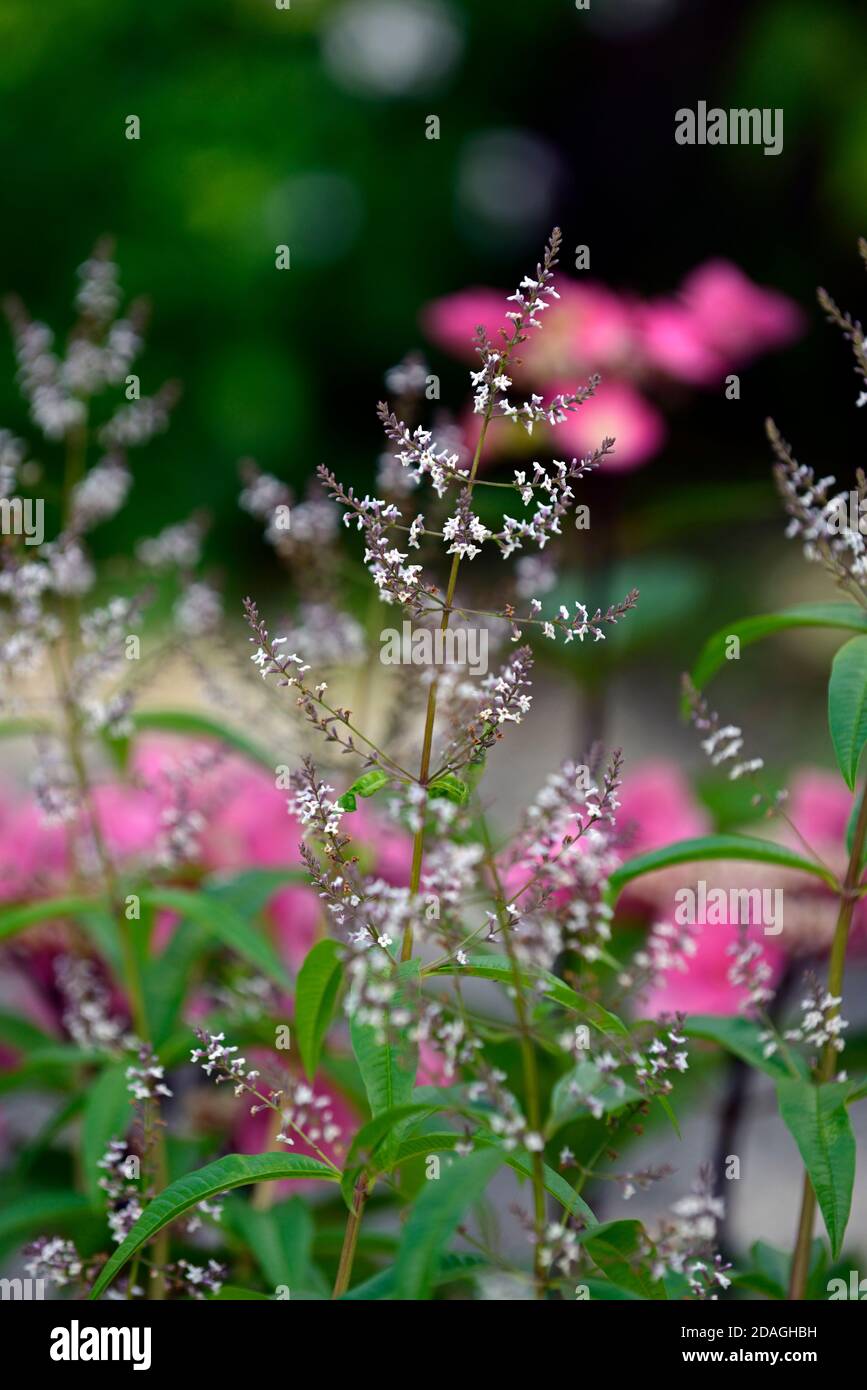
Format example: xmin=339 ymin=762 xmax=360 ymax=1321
xmin=631 ymin=765 xmax=860 ymax=1017
xmin=554 ymin=379 xmax=666 ymax=470
xmin=636 ymin=300 xmax=725 ymax=386
xmin=786 ymin=769 xmax=852 ymax=850
xmin=423 ymin=263 xmax=802 ymax=471
xmin=91 ymin=783 xmax=163 ymax=860
xmin=645 ymin=918 xmax=786 ymax=1019
xmin=619 ymin=761 xmax=710 ymax=855
xmin=131 ymin=736 xmax=411 ymax=969
xmin=618 ymin=763 xmax=786 ymax=1016
xmin=0 ymin=794 xmax=66 ymax=901
xmin=675 ymin=260 xmax=805 ymax=365
xmin=0 ymin=734 xmax=411 ymax=1008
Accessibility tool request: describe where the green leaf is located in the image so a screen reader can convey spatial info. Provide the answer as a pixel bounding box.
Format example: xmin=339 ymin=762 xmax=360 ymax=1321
xmin=0 ymin=1190 xmax=92 ymax=1248
xmin=88 ymin=1152 xmax=338 ymax=1299
xmin=130 ymin=709 xmax=275 ymax=771
xmin=350 ymin=1018 xmax=418 ymax=1120
xmin=685 ymin=1015 xmax=809 ymax=1081
xmin=349 ymin=963 xmax=420 ymax=1117
xmin=142 ymin=870 xmax=306 ymax=1044
xmin=388 ymin=1133 xmax=598 ymax=1228
xmin=0 ymin=716 xmax=50 ymax=740
xmin=0 ymin=1043 xmax=105 ymax=1095
xmin=74 ymin=907 xmax=123 ymax=973
xmin=340 ymin=1102 xmax=449 ymax=1206
xmin=0 ymin=895 xmax=99 ymax=944
xmin=226 ymin=1196 xmax=325 ymax=1296
xmin=829 ymin=635 xmax=867 ymax=789
xmin=730 ymin=1240 xmax=792 ymax=1301
xmin=141 ymin=886 xmax=291 ymax=990
xmin=295 ymin=939 xmax=343 ymax=1081
xmin=14 ymin=1093 xmax=87 ymax=1179
xmin=428 ymin=774 xmax=469 ymax=807
xmin=337 ymin=769 xmax=391 ymax=811
xmin=344 ymin=1103 xmax=440 ymax=1174
xmin=0 ymin=1009 xmax=57 ymax=1053
xmin=688 ymin=603 xmax=867 ymax=701
xmin=202 ymin=867 xmax=309 ymax=915
xmin=392 ymin=1147 xmax=504 ymax=1300
xmin=210 ymin=1285 xmax=274 ymax=1300
xmin=579 ymin=1220 xmax=667 ymax=1300
xmin=341 ymin=1251 xmax=486 ymax=1301
xmin=776 ymin=1080 xmax=856 ymax=1258
xmin=505 ymin=1150 xmax=598 ymax=1228
xmin=82 ymin=1063 xmax=131 ymax=1207
xmin=547 ymin=1060 xmax=642 ymax=1135
xmin=143 ymin=918 xmax=207 ymax=1047
xmin=607 ymin=834 xmax=838 ymax=901
xmin=429 ymin=955 xmax=628 ymax=1038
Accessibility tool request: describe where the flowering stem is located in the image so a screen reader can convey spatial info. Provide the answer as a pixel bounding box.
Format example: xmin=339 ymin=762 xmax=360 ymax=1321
xmin=787 ymin=783 xmax=867 ymax=1299
xmin=331 ymin=1175 xmax=369 ymax=1298
xmin=51 ymin=619 xmax=170 ymax=1297
xmin=476 ymin=805 xmax=547 ymax=1296
xmin=401 ymin=413 xmax=493 ymax=960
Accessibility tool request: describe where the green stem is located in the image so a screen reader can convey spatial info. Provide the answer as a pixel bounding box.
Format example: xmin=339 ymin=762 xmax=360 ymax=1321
xmin=787 ymin=783 xmax=867 ymax=1299
xmin=331 ymin=1176 xmax=369 ymax=1299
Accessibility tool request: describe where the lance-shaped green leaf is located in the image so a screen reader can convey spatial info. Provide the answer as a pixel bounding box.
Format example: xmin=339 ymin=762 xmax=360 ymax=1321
xmin=82 ymin=1062 xmax=132 ymax=1207
xmin=578 ymin=1219 xmax=667 ymax=1300
xmin=209 ymin=1285 xmax=274 ymax=1300
xmin=225 ymin=1196 xmax=326 ymax=1296
xmin=388 ymin=1132 xmax=598 ymax=1228
xmin=0 ymin=895 xmax=100 ymax=945
xmin=0 ymin=1190 xmax=93 ymax=1252
xmin=606 ymin=835 xmax=838 ymax=902
xmin=88 ymin=1153 xmax=338 ymax=1298
xmin=202 ymin=867 xmax=309 ymax=915
xmin=547 ymin=1060 xmax=642 ymax=1135
xmin=0 ymin=1010 xmax=57 ymax=1053
xmin=341 ymin=1252 xmax=487 ymax=1301
xmin=295 ymin=938 xmax=343 ymax=1081
xmin=829 ymin=635 xmax=867 ymax=789
xmin=685 ymin=1015 xmax=809 ymax=1081
xmin=0 ymin=1043 xmax=105 ymax=1095
xmin=339 ymin=1102 xmax=443 ymax=1206
xmin=141 ymin=886 xmax=291 ymax=990
xmin=688 ymin=603 xmax=867 ymax=702
xmin=776 ymin=1079 xmax=856 ymax=1259
xmin=505 ymin=1149 xmax=598 ymax=1228
xmin=392 ymin=1146 xmax=504 ymax=1300
xmin=428 ymin=955 xmax=628 ymax=1038
xmin=143 ymin=918 xmax=207 ymax=1047
xmin=350 ymin=962 xmax=420 ymax=1117
xmin=350 ymin=1016 xmax=418 ymax=1119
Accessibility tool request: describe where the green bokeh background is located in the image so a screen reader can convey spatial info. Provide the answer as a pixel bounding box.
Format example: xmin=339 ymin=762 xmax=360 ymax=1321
xmin=1 ymin=0 xmax=867 ymax=748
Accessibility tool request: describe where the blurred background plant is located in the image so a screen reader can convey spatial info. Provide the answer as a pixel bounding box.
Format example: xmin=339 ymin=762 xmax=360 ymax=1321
xmin=1 ymin=0 xmax=866 ymax=757
xmin=3 ymin=0 xmax=867 ymax=1291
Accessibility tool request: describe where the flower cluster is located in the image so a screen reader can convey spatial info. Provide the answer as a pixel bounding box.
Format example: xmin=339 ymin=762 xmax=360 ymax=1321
xmin=23 ymin=1236 xmax=84 ymax=1289
xmin=783 ymin=980 xmax=849 ymax=1062
xmin=727 ymin=930 xmax=775 ymax=1014
xmin=55 ymin=955 xmax=133 ymax=1054
xmin=683 ymin=677 xmax=765 ymax=782
xmin=651 ymin=1169 xmax=731 ymax=1297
